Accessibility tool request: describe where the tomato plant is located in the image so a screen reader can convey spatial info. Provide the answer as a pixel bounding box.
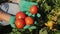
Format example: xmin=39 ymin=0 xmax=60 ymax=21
xmin=25 ymin=17 xmax=34 ymax=25
xmin=15 ymin=19 xmax=25 ymax=29
xmin=16 ymin=12 xmax=26 ymax=20
xmin=30 ymin=5 xmax=38 ymax=14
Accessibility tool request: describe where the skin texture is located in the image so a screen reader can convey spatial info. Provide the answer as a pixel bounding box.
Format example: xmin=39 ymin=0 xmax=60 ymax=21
xmin=0 ymin=10 xmax=11 ymax=23
xmin=0 ymin=0 xmax=20 ymax=25
xmin=10 ymin=0 xmax=20 ymax=3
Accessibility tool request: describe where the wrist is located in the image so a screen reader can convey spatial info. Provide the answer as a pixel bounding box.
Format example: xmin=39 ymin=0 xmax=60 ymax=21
xmin=10 ymin=0 xmax=20 ymax=3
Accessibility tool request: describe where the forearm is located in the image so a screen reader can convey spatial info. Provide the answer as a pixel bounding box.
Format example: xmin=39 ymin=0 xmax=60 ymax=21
xmin=0 ymin=10 xmax=11 ymax=23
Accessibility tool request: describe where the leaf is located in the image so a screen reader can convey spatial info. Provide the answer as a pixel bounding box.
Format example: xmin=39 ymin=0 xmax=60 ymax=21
xmin=47 ymin=14 xmax=52 ymax=20
xmin=12 ymin=28 xmax=18 ymax=32
xmin=41 ymin=2 xmax=51 ymax=12
xmin=28 ymin=13 xmax=32 ymax=16
xmin=39 ymin=28 xmax=48 ymax=34
xmin=34 ymin=21 xmax=37 ymax=24
xmin=23 ymin=25 xmax=30 ymax=29
xmin=29 ymin=26 xmax=37 ymax=30
xmin=32 ymin=14 xmax=35 ymax=17
xmin=56 ymin=33 xmax=60 ymax=34
xmin=25 ymin=11 xmax=30 ymax=15
xmin=57 ymin=16 xmax=60 ymax=24
xmin=16 ymin=32 xmax=22 ymax=34
xmin=37 ymin=13 xmax=41 ymax=18
xmin=10 ymin=32 xmax=14 ymax=34
xmin=54 ymin=30 xmax=60 ymax=34
xmin=36 ymin=0 xmax=41 ymax=2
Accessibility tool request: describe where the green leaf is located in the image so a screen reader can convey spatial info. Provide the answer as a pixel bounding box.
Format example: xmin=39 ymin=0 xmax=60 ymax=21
xmin=39 ymin=28 xmax=48 ymax=34
xmin=12 ymin=28 xmax=18 ymax=32
xmin=25 ymin=11 xmax=30 ymax=14
xmin=28 ymin=13 xmax=32 ymax=16
xmin=36 ymin=0 xmax=41 ymax=2
xmin=55 ymin=33 xmax=60 ymax=34
xmin=32 ymin=14 xmax=35 ymax=17
xmin=47 ymin=14 xmax=52 ymax=20
xmin=16 ymin=32 xmax=22 ymax=34
xmin=29 ymin=26 xmax=36 ymax=30
xmin=34 ymin=21 xmax=37 ymax=24
xmin=10 ymin=32 xmax=14 ymax=34
xmin=23 ymin=25 xmax=30 ymax=29
xmin=55 ymin=30 xmax=60 ymax=34
xmin=37 ymin=13 xmax=41 ymax=18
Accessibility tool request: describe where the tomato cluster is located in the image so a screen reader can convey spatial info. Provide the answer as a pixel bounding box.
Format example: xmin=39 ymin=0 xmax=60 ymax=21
xmin=15 ymin=5 xmax=38 ymax=29
xmin=15 ymin=19 xmax=25 ymax=29
xmin=15 ymin=12 xmax=34 ymax=29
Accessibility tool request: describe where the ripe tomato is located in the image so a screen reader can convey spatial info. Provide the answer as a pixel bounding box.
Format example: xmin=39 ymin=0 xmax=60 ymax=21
xmin=25 ymin=17 xmax=34 ymax=25
xmin=15 ymin=19 xmax=25 ymax=29
xmin=16 ymin=12 xmax=26 ymax=20
xmin=30 ymin=5 xmax=38 ymax=14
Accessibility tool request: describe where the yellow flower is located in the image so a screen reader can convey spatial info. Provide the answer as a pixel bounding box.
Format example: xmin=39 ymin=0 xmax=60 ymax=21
xmin=45 ymin=21 xmax=54 ymax=30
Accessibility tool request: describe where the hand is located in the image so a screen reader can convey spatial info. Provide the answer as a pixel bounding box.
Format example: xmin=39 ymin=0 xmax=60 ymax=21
xmin=0 ymin=10 xmax=11 ymax=22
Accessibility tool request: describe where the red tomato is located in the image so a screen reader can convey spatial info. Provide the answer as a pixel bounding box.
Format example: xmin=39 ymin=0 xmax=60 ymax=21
xmin=25 ymin=17 xmax=34 ymax=25
xmin=30 ymin=5 xmax=38 ymax=14
xmin=16 ymin=12 xmax=26 ymax=20
xmin=15 ymin=19 xmax=25 ymax=29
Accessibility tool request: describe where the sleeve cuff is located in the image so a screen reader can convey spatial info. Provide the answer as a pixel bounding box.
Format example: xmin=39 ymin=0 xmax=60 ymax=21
xmin=19 ymin=1 xmax=38 ymax=11
xmin=9 ymin=16 xmax=16 ymax=28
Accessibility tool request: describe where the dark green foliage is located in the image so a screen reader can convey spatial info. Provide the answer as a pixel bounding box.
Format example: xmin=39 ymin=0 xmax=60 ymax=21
xmin=0 ymin=0 xmax=60 ymax=34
